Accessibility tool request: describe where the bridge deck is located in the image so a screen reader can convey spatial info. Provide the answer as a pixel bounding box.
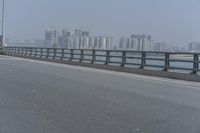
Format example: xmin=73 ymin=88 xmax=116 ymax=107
xmin=1 ymin=55 xmax=200 ymax=133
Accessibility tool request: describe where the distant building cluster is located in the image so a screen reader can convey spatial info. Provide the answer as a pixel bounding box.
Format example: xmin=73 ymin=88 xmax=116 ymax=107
xmin=43 ymin=29 xmax=112 ymax=50
xmin=188 ymin=42 xmax=200 ymax=52
xmin=6 ymin=27 xmax=200 ymax=53
xmin=118 ymin=34 xmax=153 ymax=51
xmin=118 ymin=34 xmax=169 ymax=52
xmin=153 ymin=42 xmax=167 ymax=52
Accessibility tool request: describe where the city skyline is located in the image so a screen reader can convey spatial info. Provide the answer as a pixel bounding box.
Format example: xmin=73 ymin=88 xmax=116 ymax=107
xmin=1 ymin=0 xmax=200 ymax=46
xmin=6 ymin=27 xmax=191 ymax=52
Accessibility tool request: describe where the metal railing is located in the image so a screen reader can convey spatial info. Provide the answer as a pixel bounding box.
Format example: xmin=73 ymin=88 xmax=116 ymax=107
xmin=1 ymin=47 xmax=200 ymax=74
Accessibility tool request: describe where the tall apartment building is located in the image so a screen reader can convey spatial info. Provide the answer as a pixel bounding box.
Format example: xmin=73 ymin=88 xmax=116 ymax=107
xmin=154 ymin=42 xmax=167 ymax=52
xmin=119 ymin=37 xmax=130 ymax=50
xmin=130 ymin=34 xmax=153 ymax=51
xmin=188 ymin=42 xmax=200 ymax=52
xmin=119 ymin=34 xmax=153 ymax=51
xmin=94 ymin=37 xmax=100 ymax=49
xmin=44 ymin=29 xmax=59 ymax=48
xmin=89 ymin=36 xmax=95 ymax=49
xmin=81 ymin=36 xmax=90 ymax=49
xmin=75 ymin=29 xmax=82 ymax=37
xmin=106 ymin=37 xmax=113 ymax=50
xmin=99 ymin=36 xmax=107 ymax=49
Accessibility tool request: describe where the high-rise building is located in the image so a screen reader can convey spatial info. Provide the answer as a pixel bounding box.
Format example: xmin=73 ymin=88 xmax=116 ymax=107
xmin=44 ymin=30 xmax=53 ymax=48
xmin=75 ymin=29 xmax=82 ymax=37
xmin=94 ymin=37 xmax=100 ymax=49
xmin=73 ymin=36 xmax=80 ymax=49
xmin=188 ymin=42 xmax=200 ymax=52
xmin=44 ymin=29 xmax=59 ymax=48
xmin=52 ymin=30 xmax=59 ymax=48
xmin=59 ymin=29 xmax=75 ymax=48
xmin=99 ymin=36 xmax=107 ymax=49
xmin=106 ymin=37 xmax=113 ymax=50
xmin=131 ymin=35 xmax=141 ymax=50
xmin=154 ymin=42 xmax=167 ymax=52
xmin=89 ymin=36 xmax=95 ymax=49
xmin=67 ymin=36 xmax=75 ymax=49
xmin=119 ymin=37 xmax=129 ymax=50
xmin=82 ymin=36 xmax=90 ymax=49
xmin=130 ymin=34 xmax=153 ymax=51
xmin=60 ymin=30 xmax=67 ymax=48
xmin=82 ymin=31 xmax=90 ymax=37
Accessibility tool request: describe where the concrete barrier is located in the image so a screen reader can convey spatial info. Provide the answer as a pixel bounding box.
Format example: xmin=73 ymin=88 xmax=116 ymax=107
xmin=5 ymin=54 xmax=200 ymax=82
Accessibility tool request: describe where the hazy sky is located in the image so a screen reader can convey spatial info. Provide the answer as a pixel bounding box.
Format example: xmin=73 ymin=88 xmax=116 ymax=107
xmin=1 ymin=0 xmax=200 ymax=46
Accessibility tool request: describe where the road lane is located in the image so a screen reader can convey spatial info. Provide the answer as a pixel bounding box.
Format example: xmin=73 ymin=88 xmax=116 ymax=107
xmin=1 ymin=55 xmax=200 ymax=133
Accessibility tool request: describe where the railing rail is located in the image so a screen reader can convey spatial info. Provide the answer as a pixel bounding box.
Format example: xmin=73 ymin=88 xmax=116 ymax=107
xmin=1 ymin=47 xmax=200 ymax=74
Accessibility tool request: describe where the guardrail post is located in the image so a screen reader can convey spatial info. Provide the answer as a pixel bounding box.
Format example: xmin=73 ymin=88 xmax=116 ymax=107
xmin=18 ymin=48 xmax=20 ymax=55
xmin=9 ymin=47 xmax=11 ymax=55
xmin=60 ymin=49 xmax=64 ymax=60
xmin=70 ymin=49 xmax=74 ymax=61
xmin=105 ymin=51 xmax=110 ymax=65
xmin=140 ymin=52 xmax=146 ymax=69
xmin=29 ymin=48 xmax=32 ymax=56
xmin=121 ymin=51 xmax=126 ymax=67
xmin=9 ymin=47 xmax=12 ymax=55
xmin=19 ymin=48 xmax=21 ymax=55
xmin=40 ymin=48 xmax=43 ymax=57
xmin=79 ymin=50 xmax=84 ymax=62
xmin=192 ymin=54 xmax=199 ymax=74
xmin=4 ymin=47 xmax=7 ymax=54
xmin=9 ymin=48 xmax=11 ymax=55
xmin=18 ymin=48 xmax=21 ymax=55
xmin=2 ymin=47 xmax=4 ymax=54
xmin=21 ymin=48 xmax=24 ymax=55
xmin=16 ymin=48 xmax=19 ymax=55
xmin=34 ymin=48 xmax=37 ymax=57
xmin=25 ymin=48 xmax=28 ymax=56
xmin=20 ymin=48 xmax=23 ymax=56
xmin=1 ymin=47 xmax=4 ymax=54
xmin=46 ymin=48 xmax=49 ymax=58
xmin=14 ymin=47 xmax=17 ymax=55
xmin=12 ymin=48 xmax=15 ymax=55
xmin=53 ymin=48 xmax=56 ymax=59
xmin=16 ymin=47 xmax=19 ymax=55
xmin=7 ymin=47 xmax=9 ymax=55
xmin=91 ymin=50 xmax=96 ymax=63
xmin=10 ymin=47 xmax=13 ymax=55
xmin=5 ymin=47 xmax=7 ymax=54
xmin=2 ymin=47 xmax=5 ymax=54
xmin=4 ymin=47 xmax=6 ymax=54
xmin=24 ymin=48 xmax=27 ymax=56
xmin=31 ymin=48 xmax=34 ymax=56
xmin=163 ymin=53 xmax=170 ymax=71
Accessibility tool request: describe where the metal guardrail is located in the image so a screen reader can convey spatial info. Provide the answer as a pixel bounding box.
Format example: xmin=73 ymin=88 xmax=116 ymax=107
xmin=1 ymin=47 xmax=200 ymax=74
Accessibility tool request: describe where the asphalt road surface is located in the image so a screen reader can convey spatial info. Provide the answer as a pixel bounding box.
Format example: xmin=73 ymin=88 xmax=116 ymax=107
xmin=1 ymin=55 xmax=200 ymax=133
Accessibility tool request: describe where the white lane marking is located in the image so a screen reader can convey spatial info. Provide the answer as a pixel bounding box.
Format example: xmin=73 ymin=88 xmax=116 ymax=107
xmin=5 ymin=56 xmax=200 ymax=88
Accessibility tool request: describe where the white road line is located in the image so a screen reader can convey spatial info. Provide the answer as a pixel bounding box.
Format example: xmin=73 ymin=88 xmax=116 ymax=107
xmin=5 ymin=56 xmax=200 ymax=88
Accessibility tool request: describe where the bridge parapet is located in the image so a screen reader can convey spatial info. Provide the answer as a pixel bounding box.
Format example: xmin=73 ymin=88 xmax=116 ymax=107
xmin=1 ymin=47 xmax=200 ymax=76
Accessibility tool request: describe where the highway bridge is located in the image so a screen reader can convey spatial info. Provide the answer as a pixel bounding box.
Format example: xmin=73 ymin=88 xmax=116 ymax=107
xmin=1 ymin=55 xmax=200 ymax=133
